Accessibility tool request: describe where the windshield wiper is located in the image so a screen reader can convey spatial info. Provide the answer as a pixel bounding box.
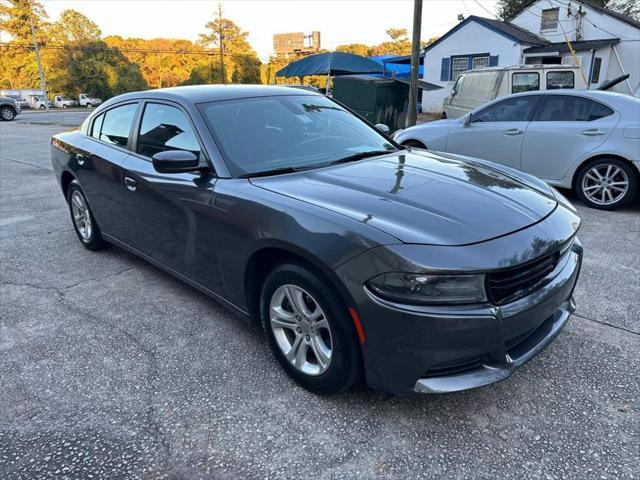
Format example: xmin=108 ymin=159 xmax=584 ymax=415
xmin=239 ymin=166 xmax=309 ymax=179
xmin=329 ymin=149 xmax=396 ymax=166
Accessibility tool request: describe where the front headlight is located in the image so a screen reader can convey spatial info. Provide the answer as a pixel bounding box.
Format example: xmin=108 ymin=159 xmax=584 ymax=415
xmin=366 ymin=272 xmax=487 ymax=305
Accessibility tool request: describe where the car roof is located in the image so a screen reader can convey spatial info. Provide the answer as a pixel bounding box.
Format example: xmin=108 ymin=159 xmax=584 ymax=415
xmin=107 ymin=85 xmax=319 ymax=106
xmin=476 ymin=89 xmax=639 ymax=115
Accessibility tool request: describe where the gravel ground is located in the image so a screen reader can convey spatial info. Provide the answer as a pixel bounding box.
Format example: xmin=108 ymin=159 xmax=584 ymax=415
xmin=1 ymin=111 xmax=639 ymax=479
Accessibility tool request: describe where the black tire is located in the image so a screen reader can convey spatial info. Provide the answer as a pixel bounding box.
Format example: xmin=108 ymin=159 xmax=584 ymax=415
xmin=575 ymin=158 xmax=638 ymax=210
xmin=86 ymin=103 xmax=93 ymax=108
xmin=0 ymin=106 xmax=16 ymax=121
xmin=402 ymin=139 xmax=427 ymax=149
xmin=67 ymin=180 xmax=109 ymax=250
xmin=260 ymin=262 xmax=362 ymax=395
xmin=441 ymin=112 xmax=448 ymax=119
xmin=39 ymin=104 xmax=45 ymax=109
xmin=62 ymin=104 xmax=68 ymax=109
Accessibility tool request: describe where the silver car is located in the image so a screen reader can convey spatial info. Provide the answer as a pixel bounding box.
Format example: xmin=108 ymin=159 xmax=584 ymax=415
xmin=396 ymin=90 xmax=640 ymax=210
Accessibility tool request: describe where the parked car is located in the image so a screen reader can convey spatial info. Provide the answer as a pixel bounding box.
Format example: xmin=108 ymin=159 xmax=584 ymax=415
xmin=53 ymin=95 xmax=78 ymax=108
xmin=28 ymin=95 xmax=52 ymax=109
xmin=0 ymin=95 xmax=21 ymax=120
xmin=443 ymin=65 xmax=588 ymax=119
xmin=51 ymin=85 xmax=582 ymax=395
xmin=396 ymin=90 xmax=640 ymax=210
xmin=79 ymin=93 xmax=102 ymax=108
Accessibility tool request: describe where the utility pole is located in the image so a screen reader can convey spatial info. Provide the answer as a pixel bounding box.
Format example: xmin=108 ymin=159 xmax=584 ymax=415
xmin=218 ymin=0 xmax=226 ymax=84
xmin=30 ymin=14 xmax=49 ymax=110
xmin=406 ymin=0 xmax=423 ymax=128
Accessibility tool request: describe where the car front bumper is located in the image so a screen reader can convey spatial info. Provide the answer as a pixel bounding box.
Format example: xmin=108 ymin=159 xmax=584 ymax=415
xmin=334 ymin=205 xmax=583 ymax=394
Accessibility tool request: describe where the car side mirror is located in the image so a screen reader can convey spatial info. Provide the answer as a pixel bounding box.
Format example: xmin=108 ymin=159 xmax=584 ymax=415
xmin=462 ymin=113 xmax=472 ymax=127
xmin=152 ymin=150 xmax=200 ymax=174
xmin=375 ymin=123 xmax=391 ymax=135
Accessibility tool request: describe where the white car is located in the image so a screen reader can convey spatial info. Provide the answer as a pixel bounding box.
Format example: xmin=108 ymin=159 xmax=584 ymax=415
xmin=79 ymin=93 xmax=102 ymax=108
xmin=53 ymin=95 xmax=78 ymax=108
xmin=395 ymin=90 xmax=640 ymax=210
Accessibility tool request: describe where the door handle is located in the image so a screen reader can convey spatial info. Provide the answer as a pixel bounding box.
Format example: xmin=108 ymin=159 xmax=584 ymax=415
xmin=503 ymin=128 xmax=524 ymax=136
xmin=76 ymin=153 xmax=86 ymax=166
xmin=124 ymin=177 xmax=137 ymax=192
xmin=581 ymin=129 xmax=605 ymax=136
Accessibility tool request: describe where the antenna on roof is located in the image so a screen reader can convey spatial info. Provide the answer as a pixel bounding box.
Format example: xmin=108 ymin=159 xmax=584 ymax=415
xmin=458 ymin=14 xmax=465 ymax=22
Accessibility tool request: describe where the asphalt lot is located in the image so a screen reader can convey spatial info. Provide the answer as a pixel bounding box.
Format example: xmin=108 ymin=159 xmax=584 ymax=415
xmin=1 ymin=110 xmax=639 ymax=479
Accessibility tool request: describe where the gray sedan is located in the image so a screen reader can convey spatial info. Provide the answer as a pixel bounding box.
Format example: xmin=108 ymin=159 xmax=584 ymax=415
xmin=51 ymin=85 xmax=582 ymax=394
xmin=395 ymin=90 xmax=640 ymax=210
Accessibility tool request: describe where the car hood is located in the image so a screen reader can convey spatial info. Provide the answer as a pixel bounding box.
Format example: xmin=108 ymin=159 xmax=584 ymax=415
xmin=251 ymin=150 xmax=557 ymax=245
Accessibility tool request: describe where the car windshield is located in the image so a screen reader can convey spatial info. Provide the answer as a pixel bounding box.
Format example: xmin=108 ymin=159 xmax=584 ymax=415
xmin=60 ymin=96 xmax=71 ymax=100
xmin=198 ymin=94 xmax=396 ymax=177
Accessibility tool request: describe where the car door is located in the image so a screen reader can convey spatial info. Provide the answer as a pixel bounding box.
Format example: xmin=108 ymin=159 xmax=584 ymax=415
xmin=72 ymin=102 xmax=139 ymax=240
xmin=120 ymin=100 xmax=221 ymax=294
xmin=445 ymin=95 xmax=541 ymax=170
xmin=520 ymin=94 xmax=620 ymax=181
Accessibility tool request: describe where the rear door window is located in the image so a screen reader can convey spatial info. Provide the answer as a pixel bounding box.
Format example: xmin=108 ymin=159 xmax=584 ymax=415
xmin=100 ymin=103 xmax=138 ymax=148
xmin=473 ymin=96 xmax=540 ymax=122
xmin=536 ymin=95 xmax=614 ymax=121
xmin=547 ymin=71 xmax=574 ymax=90
xmin=512 ymin=72 xmax=540 ymax=93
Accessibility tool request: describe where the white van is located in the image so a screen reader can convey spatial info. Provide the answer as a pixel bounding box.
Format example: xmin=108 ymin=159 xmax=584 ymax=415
xmin=443 ymin=65 xmax=587 ymax=119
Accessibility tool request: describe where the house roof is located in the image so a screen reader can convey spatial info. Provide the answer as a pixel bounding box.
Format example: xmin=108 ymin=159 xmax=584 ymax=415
xmin=514 ymin=0 xmax=640 ymax=30
xmin=523 ymin=37 xmax=620 ymax=54
xmin=421 ymin=15 xmax=548 ymax=56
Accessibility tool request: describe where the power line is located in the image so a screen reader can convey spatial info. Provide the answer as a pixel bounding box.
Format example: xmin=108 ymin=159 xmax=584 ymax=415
xmin=470 ymin=0 xmax=497 ymax=18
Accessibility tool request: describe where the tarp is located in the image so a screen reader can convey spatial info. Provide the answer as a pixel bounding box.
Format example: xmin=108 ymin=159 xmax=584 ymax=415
xmin=276 ymin=52 xmax=384 ymax=78
xmin=370 ymin=55 xmax=423 ymax=78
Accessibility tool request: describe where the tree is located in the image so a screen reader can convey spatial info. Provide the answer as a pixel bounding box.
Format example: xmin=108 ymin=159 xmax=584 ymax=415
xmin=369 ymin=27 xmax=412 ymax=56
xmin=385 ymin=28 xmax=408 ymax=41
xmin=0 ymin=0 xmax=48 ymax=41
xmin=335 ymin=43 xmax=371 ymax=57
xmin=199 ymin=15 xmax=261 ymax=84
xmin=48 ymin=8 xmax=101 ymax=44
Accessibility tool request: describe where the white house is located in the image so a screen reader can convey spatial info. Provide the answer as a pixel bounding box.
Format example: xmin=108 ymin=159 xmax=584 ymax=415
xmin=418 ymin=0 xmax=640 ymax=114
xmin=511 ymin=0 xmax=640 ymax=93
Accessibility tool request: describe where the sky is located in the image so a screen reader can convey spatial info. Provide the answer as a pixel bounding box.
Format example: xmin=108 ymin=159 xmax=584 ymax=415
xmin=40 ymin=0 xmax=499 ymax=60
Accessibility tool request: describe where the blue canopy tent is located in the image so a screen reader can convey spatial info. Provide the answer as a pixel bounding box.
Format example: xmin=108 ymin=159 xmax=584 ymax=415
xmin=369 ymin=55 xmax=424 ymax=79
xmin=275 ymin=52 xmax=384 ymax=78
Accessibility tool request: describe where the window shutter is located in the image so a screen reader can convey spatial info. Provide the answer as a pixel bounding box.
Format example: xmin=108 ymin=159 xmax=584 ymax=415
xmin=489 ymin=55 xmax=499 ymax=66
xmin=440 ymin=57 xmax=451 ymax=81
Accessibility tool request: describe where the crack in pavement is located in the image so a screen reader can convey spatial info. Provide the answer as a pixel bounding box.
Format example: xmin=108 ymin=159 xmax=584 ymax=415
xmin=0 ymin=228 xmax=73 ymax=240
xmin=572 ymin=312 xmax=640 ymax=337
xmin=0 ymin=156 xmax=53 ymax=171
xmin=1 ymin=270 xmax=171 ymax=467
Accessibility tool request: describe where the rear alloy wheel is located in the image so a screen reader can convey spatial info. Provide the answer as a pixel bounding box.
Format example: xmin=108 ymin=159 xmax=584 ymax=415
xmin=0 ymin=106 xmax=16 ymax=121
xmin=576 ymin=159 xmax=637 ymax=210
xmin=261 ymin=263 xmax=362 ymax=395
xmin=67 ymin=180 xmax=109 ymax=250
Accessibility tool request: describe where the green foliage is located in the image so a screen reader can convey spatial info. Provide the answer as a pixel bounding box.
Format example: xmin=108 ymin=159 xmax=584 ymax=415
xmin=199 ymin=15 xmax=261 ymax=84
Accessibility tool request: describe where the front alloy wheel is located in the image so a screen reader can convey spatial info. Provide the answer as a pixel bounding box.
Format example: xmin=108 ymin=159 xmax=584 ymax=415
xmin=261 ymin=263 xmax=362 ymax=395
xmin=577 ymin=159 xmax=637 ymax=210
xmin=0 ymin=106 xmax=16 ymax=121
xmin=269 ymin=284 xmax=333 ymax=376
